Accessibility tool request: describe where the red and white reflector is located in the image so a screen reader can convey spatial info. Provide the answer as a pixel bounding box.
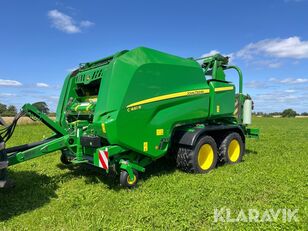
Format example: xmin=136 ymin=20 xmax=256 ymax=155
xmin=98 ymin=148 xmax=108 ymax=170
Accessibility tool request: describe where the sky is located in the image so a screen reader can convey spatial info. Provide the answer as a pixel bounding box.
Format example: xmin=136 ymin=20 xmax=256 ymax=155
xmin=0 ymin=0 xmax=308 ymax=113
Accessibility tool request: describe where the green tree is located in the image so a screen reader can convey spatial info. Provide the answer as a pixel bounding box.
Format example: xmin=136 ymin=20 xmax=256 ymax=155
xmin=32 ymin=102 xmax=50 ymax=114
xmin=281 ymin=108 xmax=297 ymax=118
xmin=5 ymin=105 xmax=17 ymax=116
xmin=0 ymin=103 xmax=7 ymax=115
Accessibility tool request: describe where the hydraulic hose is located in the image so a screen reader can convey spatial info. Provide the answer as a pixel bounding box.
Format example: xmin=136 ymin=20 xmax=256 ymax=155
xmin=0 ymin=110 xmax=26 ymax=142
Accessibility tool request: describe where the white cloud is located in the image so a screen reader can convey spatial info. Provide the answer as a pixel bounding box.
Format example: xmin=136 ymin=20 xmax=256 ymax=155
xmin=200 ymin=36 xmax=308 ymax=68
xmin=48 ymin=9 xmax=80 ymax=33
xmin=0 ymin=93 xmax=17 ymax=97
xmin=47 ymin=9 xmax=94 ymax=34
xmin=267 ymin=62 xmax=282 ymax=68
xmin=251 ymin=60 xmax=282 ymax=69
xmin=0 ymin=79 xmax=22 ymax=86
xmin=281 ymin=78 xmax=308 ymax=83
xmin=49 ymin=96 xmax=59 ymax=100
xmin=270 ymin=77 xmax=308 ymax=84
xmin=247 ymin=77 xmax=308 ymax=90
xmin=36 ymin=82 xmax=49 ymax=88
xmin=202 ymin=50 xmax=220 ymax=57
xmin=80 ymin=20 xmax=94 ymax=28
xmin=66 ymin=67 xmax=78 ymax=72
xmin=236 ymin=36 xmax=308 ymax=59
xmin=246 ymin=80 xmax=269 ymax=89
xmin=252 ymin=88 xmax=308 ymax=112
xmin=257 ymin=93 xmax=300 ymax=102
xmin=201 ymin=50 xmax=234 ymax=63
xmin=285 ymin=89 xmax=296 ymax=93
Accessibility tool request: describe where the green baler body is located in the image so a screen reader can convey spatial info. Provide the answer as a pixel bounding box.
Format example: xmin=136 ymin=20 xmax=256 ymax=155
xmin=56 ymin=47 xmax=236 ymax=160
xmin=2 ymin=46 xmax=259 ymax=187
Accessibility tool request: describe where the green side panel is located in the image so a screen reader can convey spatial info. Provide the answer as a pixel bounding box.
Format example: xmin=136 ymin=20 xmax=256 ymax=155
xmin=208 ymin=81 xmax=235 ymax=118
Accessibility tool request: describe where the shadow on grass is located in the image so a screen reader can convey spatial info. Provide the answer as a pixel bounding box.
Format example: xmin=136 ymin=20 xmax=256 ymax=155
xmin=140 ymin=156 xmax=176 ymax=181
xmin=57 ymin=163 xmax=123 ymax=191
xmin=0 ymin=171 xmax=58 ymax=221
xmin=56 ymin=156 xmax=177 ymax=190
xmin=0 ymin=157 xmax=177 ymax=221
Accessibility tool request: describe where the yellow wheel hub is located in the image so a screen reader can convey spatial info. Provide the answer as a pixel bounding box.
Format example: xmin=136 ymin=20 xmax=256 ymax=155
xmin=228 ymin=139 xmax=241 ymax=162
xmin=127 ymin=175 xmax=137 ymax=185
xmin=198 ymin=144 xmax=214 ymax=170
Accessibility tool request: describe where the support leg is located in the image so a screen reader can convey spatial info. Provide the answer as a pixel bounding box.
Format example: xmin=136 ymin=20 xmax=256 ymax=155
xmin=0 ymin=141 xmax=14 ymax=189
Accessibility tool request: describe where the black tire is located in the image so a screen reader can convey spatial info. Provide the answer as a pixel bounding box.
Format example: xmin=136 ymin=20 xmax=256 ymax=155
xmin=60 ymin=149 xmax=72 ymax=165
xmin=219 ymin=132 xmax=244 ymax=164
xmin=120 ymin=170 xmax=138 ymax=188
xmin=176 ymin=136 xmax=218 ymax=173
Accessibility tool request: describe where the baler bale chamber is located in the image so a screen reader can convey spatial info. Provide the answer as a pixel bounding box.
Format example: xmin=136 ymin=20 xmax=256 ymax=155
xmin=0 ymin=47 xmax=259 ymax=188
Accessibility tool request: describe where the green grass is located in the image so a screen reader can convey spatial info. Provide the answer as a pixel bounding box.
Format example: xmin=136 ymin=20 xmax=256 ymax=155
xmin=0 ymin=118 xmax=307 ymax=230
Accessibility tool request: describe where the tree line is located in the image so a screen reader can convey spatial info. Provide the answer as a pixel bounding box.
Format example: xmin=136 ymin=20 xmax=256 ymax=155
xmin=0 ymin=103 xmax=17 ymax=116
xmin=0 ymin=102 xmax=50 ymax=116
xmin=253 ymin=108 xmax=307 ymax=118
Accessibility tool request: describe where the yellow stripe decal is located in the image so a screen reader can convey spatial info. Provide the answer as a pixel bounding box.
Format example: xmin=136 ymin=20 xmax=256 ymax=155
xmin=214 ymin=86 xmax=234 ymax=92
xmin=127 ymin=86 xmax=233 ymax=108
xmin=127 ymin=88 xmax=210 ymax=108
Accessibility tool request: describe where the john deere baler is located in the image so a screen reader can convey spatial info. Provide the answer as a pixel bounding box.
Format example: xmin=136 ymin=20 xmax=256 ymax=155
xmin=0 ymin=47 xmax=258 ymax=188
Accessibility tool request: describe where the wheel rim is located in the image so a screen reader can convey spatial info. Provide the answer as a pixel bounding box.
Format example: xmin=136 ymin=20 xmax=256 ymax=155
xmin=228 ymin=139 xmax=241 ymax=162
xmin=127 ymin=175 xmax=137 ymax=185
xmin=198 ymin=144 xmax=214 ymax=170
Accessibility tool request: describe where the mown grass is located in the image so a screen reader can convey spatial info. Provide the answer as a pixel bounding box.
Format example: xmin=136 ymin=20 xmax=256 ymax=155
xmin=0 ymin=118 xmax=307 ymax=230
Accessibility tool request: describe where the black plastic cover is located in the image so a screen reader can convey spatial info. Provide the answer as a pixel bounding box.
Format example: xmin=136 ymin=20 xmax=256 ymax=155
xmin=80 ymin=136 xmax=102 ymax=148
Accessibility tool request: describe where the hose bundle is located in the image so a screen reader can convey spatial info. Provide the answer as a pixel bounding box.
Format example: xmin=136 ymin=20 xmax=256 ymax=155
xmin=0 ymin=111 xmax=26 ymax=142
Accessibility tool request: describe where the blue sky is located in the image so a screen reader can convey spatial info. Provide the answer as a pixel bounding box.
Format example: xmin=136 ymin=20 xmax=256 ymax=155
xmin=0 ymin=0 xmax=308 ymax=113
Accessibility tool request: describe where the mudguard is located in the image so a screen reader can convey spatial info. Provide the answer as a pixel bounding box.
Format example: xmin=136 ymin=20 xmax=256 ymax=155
xmin=174 ymin=125 xmax=246 ymax=147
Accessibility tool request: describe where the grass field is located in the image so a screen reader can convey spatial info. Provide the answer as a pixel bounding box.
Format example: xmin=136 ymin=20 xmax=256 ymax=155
xmin=0 ymin=118 xmax=307 ymax=230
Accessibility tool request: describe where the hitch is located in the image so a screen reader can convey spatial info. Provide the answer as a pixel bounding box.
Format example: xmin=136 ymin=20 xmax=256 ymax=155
xmin=0 ymin=103 xmax=69 ymax=188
